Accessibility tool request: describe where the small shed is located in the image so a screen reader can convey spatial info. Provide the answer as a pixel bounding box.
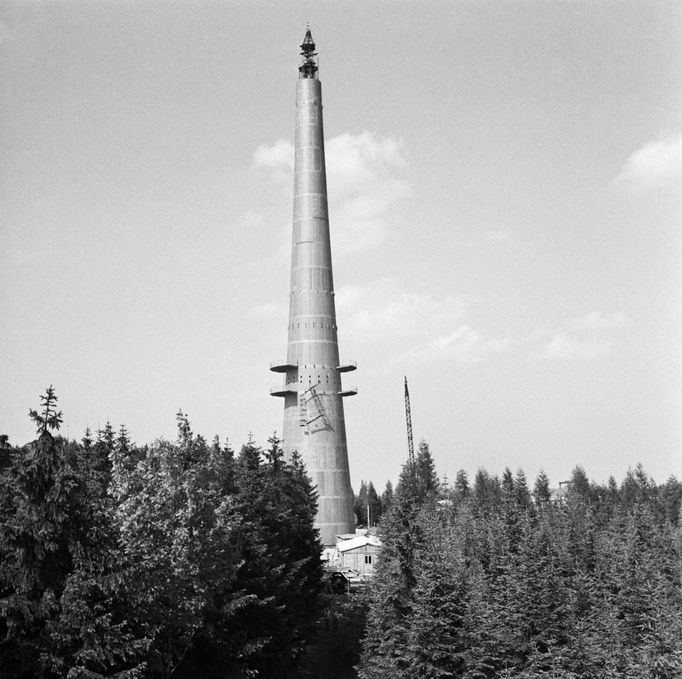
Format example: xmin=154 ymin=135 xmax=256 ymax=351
xmin=337 ymin=535 xmax=382 ymax=576
xmin=550 ymin=486 xmax=569 ymax=504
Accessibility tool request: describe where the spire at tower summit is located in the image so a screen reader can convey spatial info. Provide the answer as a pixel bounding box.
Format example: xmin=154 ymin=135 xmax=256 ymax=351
xmin=299 ymin=26 xmax=318 ymax=79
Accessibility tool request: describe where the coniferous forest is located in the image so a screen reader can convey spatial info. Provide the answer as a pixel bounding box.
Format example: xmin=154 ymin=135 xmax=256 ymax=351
xmin=358 ymin=444 xmax=682 ymax=679
xmin=2 ymin=389 xmax=682 ymax=678
xmin=0 ymin=388 xmax=323 ymax=678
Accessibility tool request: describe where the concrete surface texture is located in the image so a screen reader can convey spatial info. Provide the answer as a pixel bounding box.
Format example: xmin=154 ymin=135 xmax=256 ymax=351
xmin=271 ymin=31 xmax=355 ymax=546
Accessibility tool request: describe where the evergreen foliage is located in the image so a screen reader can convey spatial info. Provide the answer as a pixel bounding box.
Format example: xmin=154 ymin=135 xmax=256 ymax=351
xmin=354 ymin=481 xmax=382 ymax=527
xmin=358 ymin=445 xmax=440 ymax=678
xmin=358 ymin=445 xmax=682 ymax=678
xmin=354 ymin=480 xmax=368 ymax=527
xmin=415 ymin=439 xmax=439 ymax=501
xmin=5 ymin=391 xmax=682 ymax=678
xmin=0 ymin=389 xmax=324 ymax=678
xmin=380 ymin=481 xmax=394 ymax=518
xmin=454 ymin=469 xmax=470 ymax=500
xmin=366 ymin=482 xmax=382 ymax=527
xmin=28 ymin=385 xmax=63 ymax=435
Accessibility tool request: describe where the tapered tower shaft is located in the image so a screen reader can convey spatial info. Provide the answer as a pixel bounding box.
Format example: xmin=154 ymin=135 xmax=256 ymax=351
xmin=270 ymin=29 xmax=356 ymax=546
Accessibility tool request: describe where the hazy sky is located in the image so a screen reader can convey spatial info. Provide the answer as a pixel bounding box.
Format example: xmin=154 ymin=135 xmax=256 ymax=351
xmin=2 ymin=1 xmax=681 ymax=490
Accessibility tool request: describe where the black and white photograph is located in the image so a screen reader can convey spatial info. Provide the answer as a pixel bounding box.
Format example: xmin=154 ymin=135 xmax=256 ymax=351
xmin=1 ymin=2 xmax=680 ymax=677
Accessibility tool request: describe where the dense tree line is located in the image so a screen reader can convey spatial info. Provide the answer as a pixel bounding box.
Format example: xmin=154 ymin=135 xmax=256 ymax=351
xmin=358 ymin=450 xmax=682 ymax=678
xmin=354 ymin=481 xmax=388 ymax=528
xmin=353 ymin=440 xmax=436 ymax=528
xmin=0 ymin=388 xmax=324 ymax=678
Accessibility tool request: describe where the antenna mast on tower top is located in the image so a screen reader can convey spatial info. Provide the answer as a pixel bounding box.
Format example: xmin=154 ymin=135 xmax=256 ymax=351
xmin=404 ymin=376 xmax=415 ymax=466
xmin=299 ymin=25 xmax=318 ymax=79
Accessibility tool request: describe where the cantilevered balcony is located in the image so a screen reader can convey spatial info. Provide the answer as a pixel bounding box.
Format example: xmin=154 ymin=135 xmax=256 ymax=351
xmin=270 ymin=361 xmax=298 ymax=373
xmin=270 ymin=385 xmax=298 ymax=397
xmin=338 ymin=386 xmax=358 ymax=397
xmin=336 ymin=361 xmax=357 ymax=373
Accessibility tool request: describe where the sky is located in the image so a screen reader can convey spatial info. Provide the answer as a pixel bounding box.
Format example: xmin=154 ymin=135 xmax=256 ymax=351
xmin=1 ymin=1 xmax=681 ymax=491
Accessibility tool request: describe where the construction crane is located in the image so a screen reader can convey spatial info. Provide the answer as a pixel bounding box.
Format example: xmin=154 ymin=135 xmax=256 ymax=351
xmin=404 ymin=376 xmax=415 ymax=467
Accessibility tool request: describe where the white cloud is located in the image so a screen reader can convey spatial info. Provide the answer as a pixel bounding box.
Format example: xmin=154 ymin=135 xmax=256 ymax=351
xmin=254 ymin=139 xmax=294 ymax=184
xmin=480 ymin=336 xmax=513 ymax=354
xmin=253 ymin=139 xmax=292 ymax=168
xmin=336 ymin=278 xmax=466 ymax=346
xmin=399 ymin=325 xmax=512 ymax=365
xmin=566 ymin=311 xmax=630 ymax=332
xmin=253 ymin=131 xmax=410 ymax=254
xmin=543 ymin=311 xmax=629 ymax=360
xmin=544 ymin=333 xmax=612 ymax=360
xmin=325 ymin=132 xmax=406 ymax=199
xmin=433 ymin=325 xmax=480 ymax=352
xmin=335 ymin=279 xmax=509 ymax=366
xmin=615 ymin=133 xmax=682 ymax=191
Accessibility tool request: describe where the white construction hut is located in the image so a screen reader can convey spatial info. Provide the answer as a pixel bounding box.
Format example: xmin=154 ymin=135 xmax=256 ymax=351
xmin=337 ymin=534 xmax=382 ymax=576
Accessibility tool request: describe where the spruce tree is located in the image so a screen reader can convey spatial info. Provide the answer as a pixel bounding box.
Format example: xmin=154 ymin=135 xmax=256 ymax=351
xmin=501 ymin=467 xmax=515 ymax=503
xmin=533 ymin=470 xmax=552 ymax=505
xmin=403 ymin=516 xmax=467 ymax=678
xmin=514 ymin=469 xmax=532 ymax=510
xmin=416 ymin=439 xmax=439 ymax=501
xmin=454 ymin=469 xmax=470 ymax=500
xmin=28 ymin=384 xmax=63 ymax=434
xmin=366 ymin=481 xmax=382 ymax=527
xmin=0 ymin=389 xmax=106 ymax=677
xmin=355 ymin=480 xmax=369 ymax=527
xmin=358 ymin=461 xmax=423 ymax=678
xmin=381 ymin=480 xmax=394 ymax=516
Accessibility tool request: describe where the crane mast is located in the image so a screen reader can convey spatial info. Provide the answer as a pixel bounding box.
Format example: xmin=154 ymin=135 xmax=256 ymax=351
xmin=404 ymin=376 xmax=415 ymax=466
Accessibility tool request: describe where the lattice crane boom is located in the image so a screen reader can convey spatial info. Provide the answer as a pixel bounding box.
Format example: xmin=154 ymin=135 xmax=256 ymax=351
xmin=404 ymin=376 xmax=415 ymax=466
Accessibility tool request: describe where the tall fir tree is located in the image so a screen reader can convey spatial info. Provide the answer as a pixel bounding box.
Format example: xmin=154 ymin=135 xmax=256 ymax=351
xmin=380 ymin=480 xmax=394 ymax=517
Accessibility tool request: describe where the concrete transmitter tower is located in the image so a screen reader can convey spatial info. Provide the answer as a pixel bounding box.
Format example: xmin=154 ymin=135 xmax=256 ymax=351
xmin=271 ymin=28 xmax=356 ymax=545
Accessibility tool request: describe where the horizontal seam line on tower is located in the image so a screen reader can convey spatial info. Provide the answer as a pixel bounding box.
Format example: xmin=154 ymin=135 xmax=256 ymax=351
xmin=287 ymin=339 xmax=339 ymax=344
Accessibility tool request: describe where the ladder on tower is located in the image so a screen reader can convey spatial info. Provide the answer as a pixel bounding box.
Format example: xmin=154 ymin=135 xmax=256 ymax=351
xmin=298 ymin=394 xmax=307 ymax=429
xmin=299 ymin=382 xmax=332 ymax=434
